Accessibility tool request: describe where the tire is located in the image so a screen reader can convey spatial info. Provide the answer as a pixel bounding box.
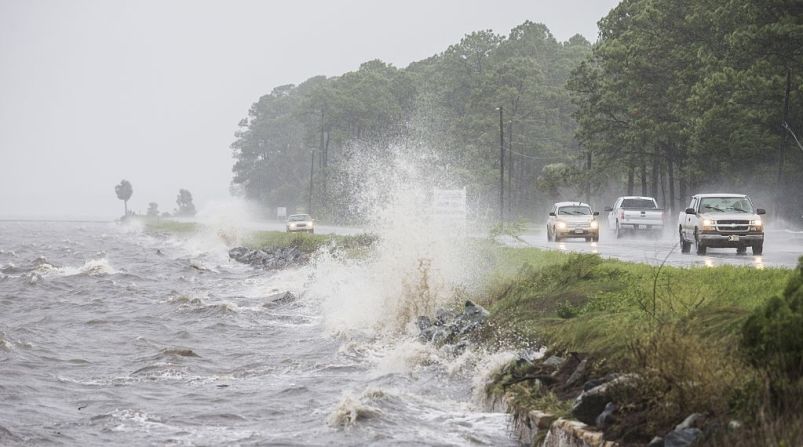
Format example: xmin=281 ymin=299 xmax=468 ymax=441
xmin=694 ymin=230 xmax=706 ymax=255
xmin=547 ymin=227 xmax=553 ymax=242
xmin=554 ymin=229 xmax=562 ymax=242
xmin=615 ymin=221 xmax=622 ymax=239
xmin=309 ymin=229 xmax=314 ymax=235
xmin=752 ymin=243 xmax=763 ymax=255
xmin=585 ymin=237 xmax=591 ymax=242
xmin=592 ymin=234 xmax=599 ymax=242
xmin=736 ymin=246 xmax=747 ymax=255
xmin=679 ymin=229 xmax=691 ymax=254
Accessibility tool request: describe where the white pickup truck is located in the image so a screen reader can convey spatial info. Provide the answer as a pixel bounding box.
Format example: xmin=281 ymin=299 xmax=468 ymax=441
xmin=678 ymin=193 xmax=765 ymax=255
xmin=604 ymin=196 xmax=664 ymax=238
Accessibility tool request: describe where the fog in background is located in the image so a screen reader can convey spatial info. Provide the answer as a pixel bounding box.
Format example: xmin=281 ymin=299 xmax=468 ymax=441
xmin=0 ymin=0 xmax=618 ymax=219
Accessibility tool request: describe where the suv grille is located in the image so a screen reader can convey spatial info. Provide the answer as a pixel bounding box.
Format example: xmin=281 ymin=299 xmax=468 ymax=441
xmin=716 ymin=220 xmax=749 ymax=232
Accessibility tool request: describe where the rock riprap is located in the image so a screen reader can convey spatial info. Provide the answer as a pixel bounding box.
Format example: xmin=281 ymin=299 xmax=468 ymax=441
xmin=228 ymin=246 xmax=310 ymax=270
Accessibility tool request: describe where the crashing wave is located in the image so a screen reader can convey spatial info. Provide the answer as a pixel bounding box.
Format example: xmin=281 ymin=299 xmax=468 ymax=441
xmin=328 ymin=392 xmax=385 ymax=427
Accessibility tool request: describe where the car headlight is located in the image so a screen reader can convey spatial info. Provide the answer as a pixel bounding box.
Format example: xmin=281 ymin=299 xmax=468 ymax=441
xmin=590 ymin=220 xmax=598 ymax=229
xmin=556 ymin=221 xmax=567 ymax=229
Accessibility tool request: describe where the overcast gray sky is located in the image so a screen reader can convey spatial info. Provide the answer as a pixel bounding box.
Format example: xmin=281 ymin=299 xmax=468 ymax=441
xmin=0 ymin=0 xmax=619 ymax=219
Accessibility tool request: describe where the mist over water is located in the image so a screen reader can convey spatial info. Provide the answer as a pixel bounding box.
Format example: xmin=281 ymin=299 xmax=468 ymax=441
xmin=0 ymin=150 xmax=517 ymax=446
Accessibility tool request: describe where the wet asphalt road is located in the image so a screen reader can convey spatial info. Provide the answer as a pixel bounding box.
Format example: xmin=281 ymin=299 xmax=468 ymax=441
xmin=212 ymin=218 xmax=803 ymax=269
xmin=509 ymin=228 xmax=803 ymax=269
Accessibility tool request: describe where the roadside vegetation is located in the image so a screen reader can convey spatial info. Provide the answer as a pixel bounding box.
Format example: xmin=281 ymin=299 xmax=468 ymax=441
xmin=140 ymin=217 xmax=376 ymax=255
xmin=142 ymin=218 xmax=199 ymax=234
xmin=241 ymin=231 xmax=377 ymax=255
xmin=477 ymin=245 xmax=802 ymax=445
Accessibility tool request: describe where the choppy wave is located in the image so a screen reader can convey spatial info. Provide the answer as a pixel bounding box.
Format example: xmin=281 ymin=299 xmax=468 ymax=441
xmin=328 ymin=391 xmax=386 ymax=427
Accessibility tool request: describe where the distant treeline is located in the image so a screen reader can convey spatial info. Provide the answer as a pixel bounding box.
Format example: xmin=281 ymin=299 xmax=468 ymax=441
xmin=231 ymin=21 xmax=591 ymax=220
xmin=231 ymin=1 xmax=802 ymax=221
xmin=570 ymin=0 xmax=803 ymax=217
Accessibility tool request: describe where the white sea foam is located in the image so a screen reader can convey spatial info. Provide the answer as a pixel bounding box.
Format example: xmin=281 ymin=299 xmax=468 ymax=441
xmin=308 ymin=143 xmax=484 ymax=337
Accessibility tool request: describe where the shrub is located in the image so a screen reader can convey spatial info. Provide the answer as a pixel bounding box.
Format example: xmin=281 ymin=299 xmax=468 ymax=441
xmin=741 ymin=256 xmax=803 ymax=385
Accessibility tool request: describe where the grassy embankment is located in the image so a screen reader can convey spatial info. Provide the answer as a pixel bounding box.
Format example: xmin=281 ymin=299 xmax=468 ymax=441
xmin=476 ymin=243 xmax=802 ymax=444
xmin=142 ymin=218 xmax=376 ymax=254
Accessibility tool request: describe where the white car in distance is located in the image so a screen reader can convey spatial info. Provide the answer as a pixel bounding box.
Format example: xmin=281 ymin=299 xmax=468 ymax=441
xmin=547 ymin=202 xmax=600 ymax=242
xmin=286 ymin=214 xmax=314 ymax=234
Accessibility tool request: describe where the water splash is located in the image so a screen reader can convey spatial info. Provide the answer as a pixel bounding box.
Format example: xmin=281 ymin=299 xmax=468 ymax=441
xmin=310 ymin=141 xmax=484 ymax=337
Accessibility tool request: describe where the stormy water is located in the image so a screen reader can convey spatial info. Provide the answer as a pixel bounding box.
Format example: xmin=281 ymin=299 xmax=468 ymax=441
xmin=0 ymin=219 xmax=517 ymax=446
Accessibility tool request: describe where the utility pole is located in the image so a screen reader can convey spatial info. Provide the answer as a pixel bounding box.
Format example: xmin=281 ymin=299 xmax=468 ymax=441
xmin=308 ymin=149 xmax=316 ymax=215
xmin=498 ymin=106 xmax=504 ymax=223
xmin=507 ymin=121 xmax=512 ymax=217
xmin=775 ymin=69 xmax=791 ymax=217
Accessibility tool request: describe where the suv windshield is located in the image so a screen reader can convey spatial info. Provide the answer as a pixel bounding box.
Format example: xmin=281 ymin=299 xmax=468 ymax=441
xmin=558 ymin=206 xmax=592 ymax=216
xmin=621 ymin=198 xmax=656 ymax=208
xmin=699 ymin=197 xmax=753 ymax=213
xmin=288 ymin=215 xmax=311 ymax=221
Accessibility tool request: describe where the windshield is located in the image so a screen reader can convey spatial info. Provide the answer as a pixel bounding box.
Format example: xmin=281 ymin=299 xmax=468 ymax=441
xmin=699 ymin=197 xmax=753 ymax=213
xmin=558 ymin=206 xmax=592 ymax=216
xmin=621 ymin=198 xmax=656 ymax=208
xmin=288 ymin=214 xmax=311 ymax=221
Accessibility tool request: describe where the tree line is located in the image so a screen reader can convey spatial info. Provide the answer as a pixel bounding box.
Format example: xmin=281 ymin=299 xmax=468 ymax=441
xmin=230 ymin=21 xmax=591 ymax=221
xmin=568 ymin=0 xmax=802 ymax=217
xmin=114 ymin=179 xmax=197 ymax=219
xmin=231 ymin=4 xmax=802 ymax=222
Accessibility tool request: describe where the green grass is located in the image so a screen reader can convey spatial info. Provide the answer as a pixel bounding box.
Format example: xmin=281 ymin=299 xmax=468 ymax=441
xmin=140 ymin=218 xmax=199 ymax=234
xmin=479 ymin=246 xmax=792 ymax=359
xmin=242 ymin=231 xmax=377 ymax=254
xmin=139 ymin=217 xmax=377 ymax=254
xmin=478 ymin=244 xmax=803 ymax=442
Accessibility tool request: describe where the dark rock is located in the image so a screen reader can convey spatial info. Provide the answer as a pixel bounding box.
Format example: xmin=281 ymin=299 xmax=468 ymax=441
xmin=647 ymin=436 xmax=665 ymax=447
xmin=264 ymin=291 xmax=296 ymax=307
xmin=566 ymin=358 xmax=588 ymax=387
xmin=543 ymin=355 xmax=565 ymax=368
xmin=675 ymin=413 xmax=706 ymax=431
xmin=434 ymin=308 xmax=457 ymax=325
xmin=517 ymin=349 xmax=539 ymax=364
xmin=416 ymin=316 xmax=432 ymax=332
xmin=595 ymin=401 xmax=617 ymax=429
xmin=583 ymin=373 xmax=621 ymax=392
xmin=664 ymin=428 xmax=702 ymax=447
xmin=228 ymin=246 xmax=309 ymax=270
xmin=571 ymin=374 xmax=638 ymax=425
xmin=463 ymin=300 xmax=489 ymax=320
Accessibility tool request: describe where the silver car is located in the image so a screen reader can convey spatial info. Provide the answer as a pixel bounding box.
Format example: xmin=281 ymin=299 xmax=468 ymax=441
xmin=547 ymin=201 xmax=600 ymax=242
xmin=286 ymin=214 xmax=314 ymax=234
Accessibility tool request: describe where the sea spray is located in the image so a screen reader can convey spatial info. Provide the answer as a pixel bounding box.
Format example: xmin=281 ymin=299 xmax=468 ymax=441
xmin=310 ymin=141 xmax=483 ymax=337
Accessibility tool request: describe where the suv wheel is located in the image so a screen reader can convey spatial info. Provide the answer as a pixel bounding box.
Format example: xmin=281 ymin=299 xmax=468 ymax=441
xmin=752 ymin=243 xmax=763 ymax=255
xmin=680 ymin=229 xmax=691 ymax=254
xmin=615 ymin=221 xmax=622 ymax=239
xmin=547 ymin=227 xmax=553 ymax=242
xmin=694 ymin=230 xmax=706 ymax=255
xmin=736 ymin=246 xmax=747 ymax=255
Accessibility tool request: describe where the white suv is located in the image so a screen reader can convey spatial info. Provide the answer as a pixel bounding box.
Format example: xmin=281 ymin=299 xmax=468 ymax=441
xmin=547 ymin=202 xmax=600 ymax=242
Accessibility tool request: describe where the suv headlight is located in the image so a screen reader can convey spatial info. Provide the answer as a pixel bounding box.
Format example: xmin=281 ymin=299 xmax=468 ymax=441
xmin=556 ymin=221 xmax=567 ymax=229
xmin=590 ymin=220 xmax=598 ymax=229
xmin=702 ymin=219 xmax=716 ymax=230
xmin=749 ymin=219 xmax=762 ymax=230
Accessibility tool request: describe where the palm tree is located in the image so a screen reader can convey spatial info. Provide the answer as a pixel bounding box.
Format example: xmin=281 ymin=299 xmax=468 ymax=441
xmin=115 ymin=179 xmax=133 ymax=216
